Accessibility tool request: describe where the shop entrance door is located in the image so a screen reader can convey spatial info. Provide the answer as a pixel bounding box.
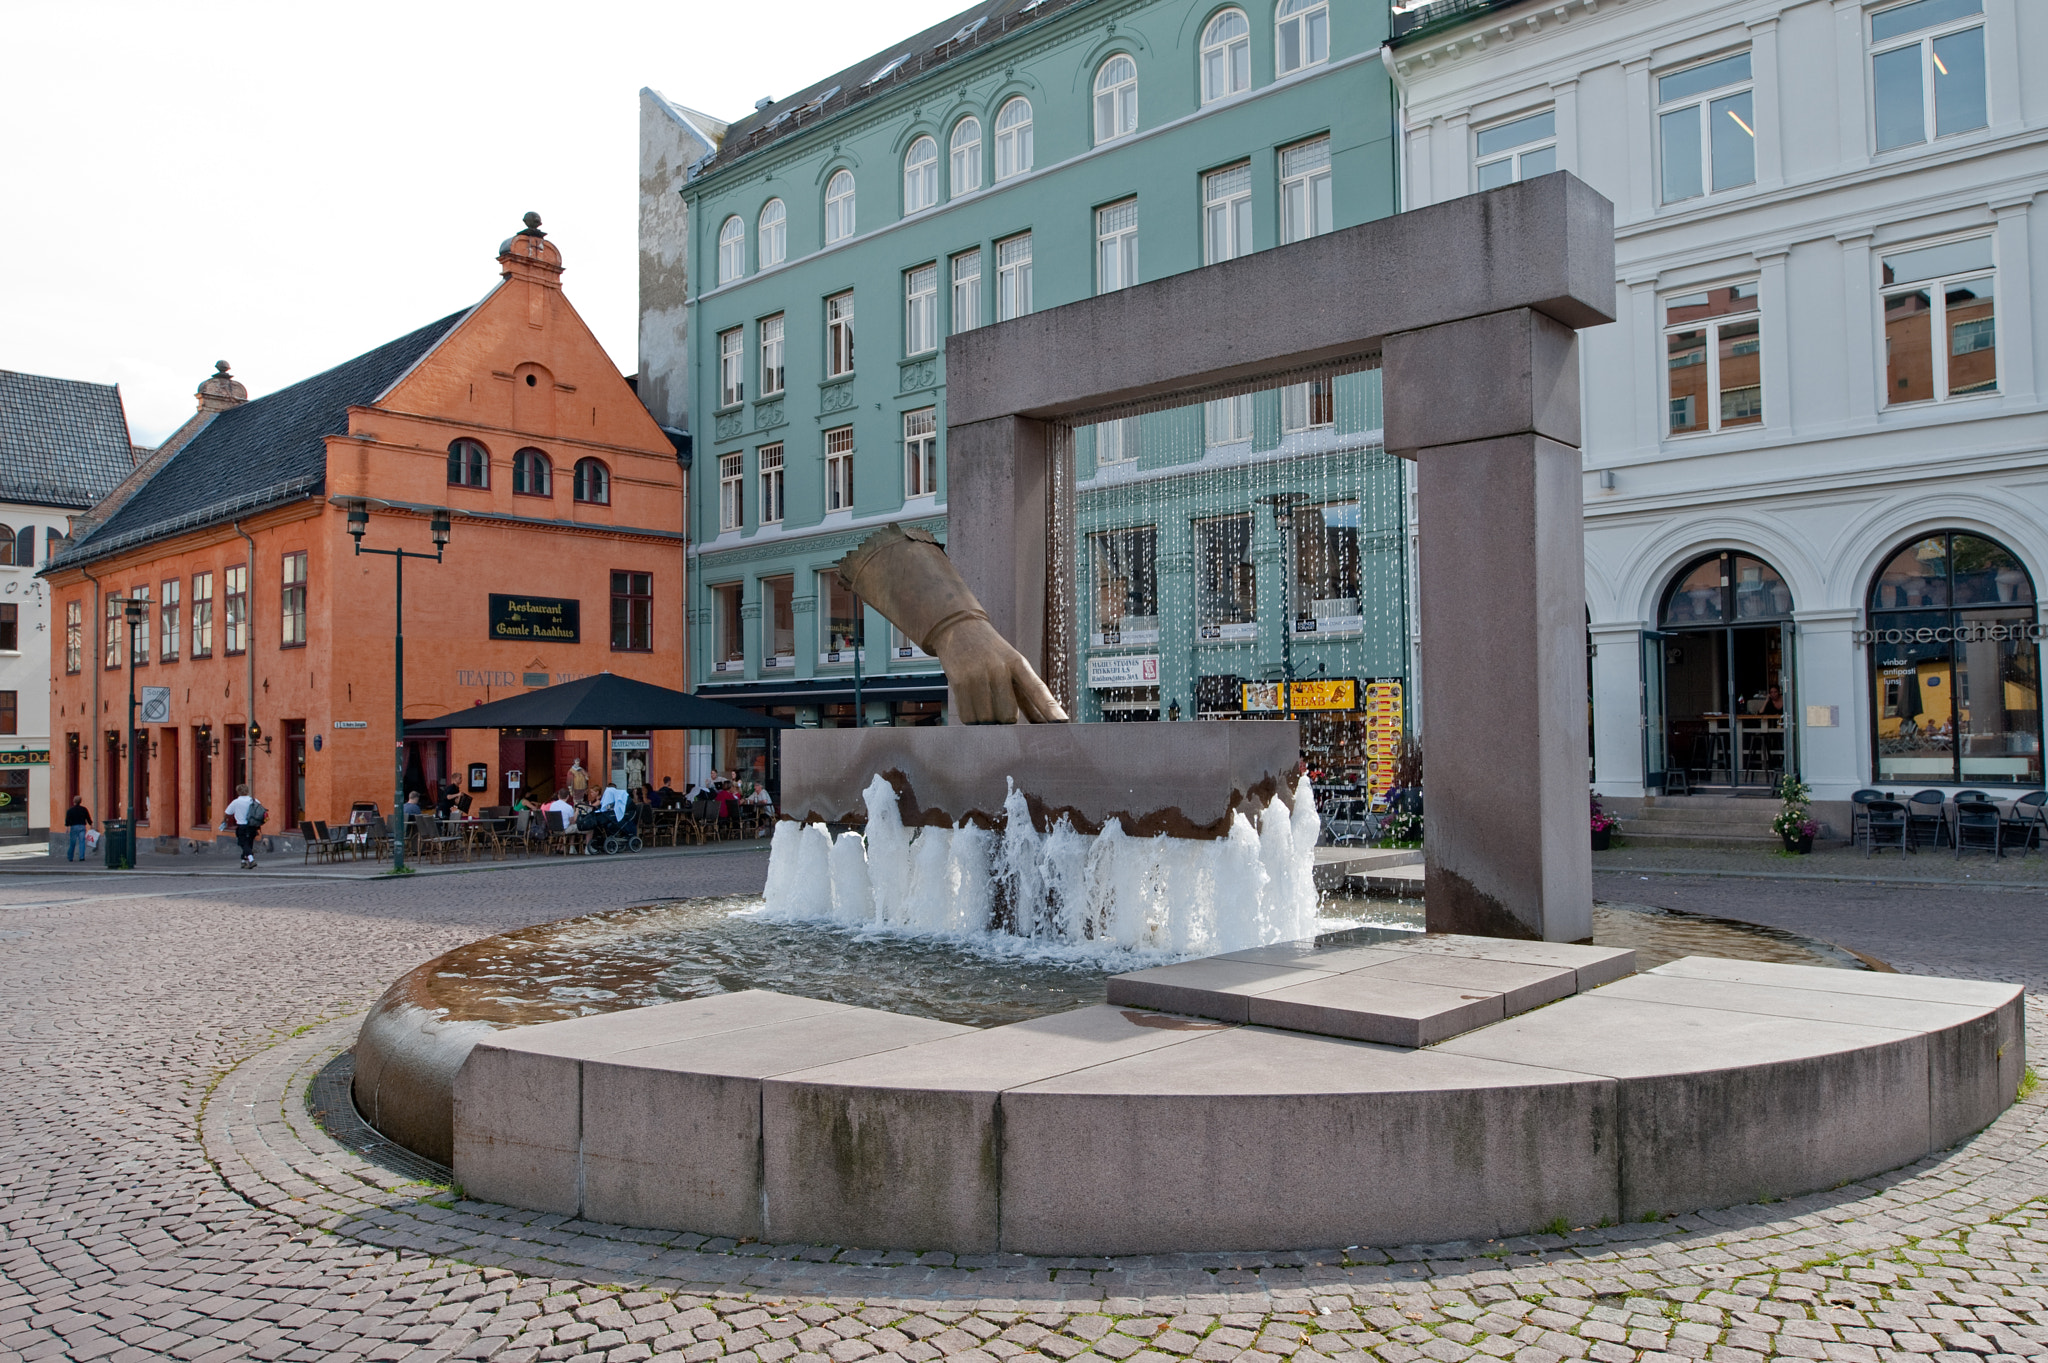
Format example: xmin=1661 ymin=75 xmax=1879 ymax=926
xmin=1655 ymin=551 xmax=1795 ymax=790
xmin=1642 ymin=630 xmax=1670 ymax=790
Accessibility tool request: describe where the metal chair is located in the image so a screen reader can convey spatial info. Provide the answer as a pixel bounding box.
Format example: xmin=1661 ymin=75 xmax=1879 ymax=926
xmin=1904 ymin=790 xmax=1950 ymax=848
xmin=1848 ymin=789 xmax=1885 ymax=844
xmin=1953 ymin=800 xmax=2003 ymax=859
xmin=2000 ymin=791 xmax=2046 ymax=857
xmin=1661 ymin=768 xmax=1692 ymax=796
xmin=299 ymin=821 xmax=324 ymax=865
xmin=1862 ymin=799 xmax=1910 ymax=856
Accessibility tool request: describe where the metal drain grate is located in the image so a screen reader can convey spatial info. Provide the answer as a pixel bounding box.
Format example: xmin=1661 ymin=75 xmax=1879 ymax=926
xmin=307 ymin=1049 xmax=455 ymax=1187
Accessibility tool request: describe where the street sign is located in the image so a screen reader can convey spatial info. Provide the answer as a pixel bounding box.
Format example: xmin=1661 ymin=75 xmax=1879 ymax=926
xmin=140 ymin=687 xmax=171 ymax=723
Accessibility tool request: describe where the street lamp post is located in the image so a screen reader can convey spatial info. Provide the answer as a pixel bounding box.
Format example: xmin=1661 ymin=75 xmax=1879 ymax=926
xmin=106 ymin=595 xmax=152 ymax=869
xmin=1261 ymin=494 xmax=1305 ymax=723
xmin=346 ymin=501 xmax=451 ymax=872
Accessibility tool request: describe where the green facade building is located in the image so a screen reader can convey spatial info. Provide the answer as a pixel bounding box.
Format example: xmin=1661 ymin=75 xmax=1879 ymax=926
xmin=648 ymin=0 xmax=1406 ymax=784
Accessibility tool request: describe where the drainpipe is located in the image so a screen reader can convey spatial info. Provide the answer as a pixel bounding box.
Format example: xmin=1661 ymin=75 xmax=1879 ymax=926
xmin=1379 ymin=43 xmax=1412 ymax=214
xmin=81 ymin=566 xmax=102 ymax=829
xmin=233 ymin=522 xmax=257 ymax=803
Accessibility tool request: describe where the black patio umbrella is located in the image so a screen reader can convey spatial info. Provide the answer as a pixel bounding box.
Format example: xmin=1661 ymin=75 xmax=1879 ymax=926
xmin=408 ymin=673 xmax=792 ymax=732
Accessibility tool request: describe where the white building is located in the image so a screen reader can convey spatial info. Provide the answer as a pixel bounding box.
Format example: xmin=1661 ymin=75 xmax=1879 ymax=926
xmin=0 ymin=371 xmax=138 ymax=840
xmin=1386 ymin=0 xmax=2045 ymax=816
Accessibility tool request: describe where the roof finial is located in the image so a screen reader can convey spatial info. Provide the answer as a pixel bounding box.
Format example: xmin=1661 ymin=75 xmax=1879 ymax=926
xmin=215 ymin=360 xmax=231 ymax=375
xmin=521 ymin=211 xmax=545 ymax=237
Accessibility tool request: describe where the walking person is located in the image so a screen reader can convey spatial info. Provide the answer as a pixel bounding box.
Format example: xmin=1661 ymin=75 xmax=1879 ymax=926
xmin=221 ymin=783 xmax=266 ymax=869
xmin=63 ymin=796 xmax=93 ymax=862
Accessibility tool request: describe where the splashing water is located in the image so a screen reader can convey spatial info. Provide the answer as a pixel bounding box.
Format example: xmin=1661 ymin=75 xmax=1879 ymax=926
xmin=760 ymin=773 xmax=1322 ymax=961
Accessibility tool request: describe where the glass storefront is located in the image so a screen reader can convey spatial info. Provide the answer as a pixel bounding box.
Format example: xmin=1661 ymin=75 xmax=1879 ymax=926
xmin=1866 ymin=531 xmax=2041 ymax=786
xmin=1649 ymin=550 xmax=1794 ymax=788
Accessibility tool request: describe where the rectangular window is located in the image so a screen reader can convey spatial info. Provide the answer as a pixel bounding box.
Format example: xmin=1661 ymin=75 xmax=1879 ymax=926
xmin=997 ymin=234 xmax=1032 ymax=320
xmin=1097 ymin=199 xmax=1139 ymax=293
xmin=905 ymin=263 xmax=938 ymax=355
xmin=1095 ymin=417 xmax=1140 ymax=466
xmin=904 ymin=407 xmax=938 ymax=498
xmin=1282 ymin=378 xmax=1334 ymax=432
xmin=1657 ymin=53 xmax=1756 ymax=203
xmin=64 ymin=600 xmax=81 ymax=674
xmin=1278 ymin=139 xmax=1333 ymax=244
xmin=952 ymin=250 xmax=983 ymax=333
xmin=1090 ymin=526 xmax=1159 ymax=646
xmin=1664 ymin=282 xmax=1763 ymax=435
xmin=758 ymin=443 xmax=785 ymax=524
xmin=713 ymin=582 xmax=745 ymax=671
xmin=719 ymin=327 xmax=745 ymax=407
xmin=280 ymin=551 xmax=307 ymax=648
xmin=1475 ymin=110 xmax=1557 ymax=190
xmin=1883 ymin=236 xmax=1995 ymax=404
xmin=160 ymin=579 xmax=180 ymax=661
xmin=128 ymin=584 xmax=149 ymax=664
xmin=224 ymin=566 xmax=247 ymax=655
xmin=819 ymin=570 xmax=864 ymax=661
xmin=1194 ymin=514 xmax=1257 ymax=639
xmin=1203 ymin=164 xmax=1252 ymax=264
xmin=104 ymin=595 xmax=121 ymax=669
xmin=0 ymin=604 xmax=16 ymax=652
xmin=1871 ymin=0 xmax=1986 ymax=153
xmin=191 ymin=572 xmax=213 ymax=658
xmin=0 ymin=692 xmax=16 ymax=737
xmin=1276 ymin=0 xmax=1328 ymax=74
xmin=826 ymin=292 xmax=855 ymax=378
xmin=610 ymin=571 xmax=652 ymax=652
xmin=719 ymin=452 xmax=744 ymax=531
xmin=763 ymin=574 xmax=795 ymax=665
xmin=825 ymin=427 xmax=854 ymax=512
xmin=760 ymin=314 xmax=785 ymax=396
xmin=1205 ymin=393 xmax=1253 ymax=446
xmin=1291 ymin=502 xmax=1363 ymax=635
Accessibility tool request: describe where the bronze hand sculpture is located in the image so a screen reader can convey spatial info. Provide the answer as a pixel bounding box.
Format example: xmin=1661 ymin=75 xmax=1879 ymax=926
xmin=837 ymin=524 xmax=1068 ymax=724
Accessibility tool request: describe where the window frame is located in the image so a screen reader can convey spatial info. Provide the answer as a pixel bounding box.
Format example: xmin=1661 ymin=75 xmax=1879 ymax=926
xmin=609 ymin=570 xmax=654 ymax=653
xmin=824 ymin=426 xmax=855 ymax=513
xmin=280 ymin=551 xmax=307 ymax=649
xmin=0 ymin=604 xmax=20 ymax=654
xmin=1093 ymin=54 xmax=1139 ymax=145
xmin=717 ymin=215 xmax=745 ymax=283
xmin=951 ymin=250 xmax=984 ymax=333
xmin=994 ymin=97 xmax=1033 ymax=180
xmin=713 ymin=581 xmax=746 ymax=670
xmin=223 ymin=564 xmax=248 ymax=657
xmin=758 ymin=198 xmax=787 ymax=268
xmin=1473 ymin=109 xmax=1557 ymax=190
xmin=826 ymin=291 xmax=856 ymax=377
xmin=904 ymin=407 xmax=939 ymax=499
xmin=1662 ymin=280 xmax=1765 ymax=437
xmin=903 ymin=135 xmax=939 ymax=215
xmin=1880 ymin=233 xmax=1997 ymax=406
xmin=1281 ymin=379 xmax=1335 ymax=433
xmin=1205 ymin=393 xmax=1253 ymax=447
xmin=1204 ymin=162 xmax=1253 ymax=264
xmin=446 ymin=438 xmax=490 ymax=489
xmin=1655 ymin=52 xmax=1757 ymax=205
xmin=996 ymin=234 xmax=1032 ymax=321
xmin=1201 ymin=8 xmax=1252 ymax=104
xmin=1275 ymin=0 xmax=1330 ymax=77
xmin=1096 ymin=198 xmax=1139 ymax=294
xmin=825 ymin=169 xmax=856 ymax=244
xmin=159 ymin=578 xmax=180 ymax=661
xmin=758 ymin=443 xmax=786 ymax=525
xmin=573 ymin=457 xmax=611 ymax=506
xmin=512 ymin=447 xmax=552 ymax=497
xmin=64 ymin=599 xmax=81 ymax=674
xmin=1869 ymin=0 xmax=1987 ymax=154
xmin=191 ymin=571 xmax=213 ymax=658
xmin=719 ymin=452 xmax=744 ymax=532
xmin=950 ymin=117 xmax=982 ymax=197
xmin=759 ymin=313 xmax=786 ymax=396
xmin=818 ymin=568 xmax=865 ymax=661
xmin=1278 ymin=137 xmax=1334 ymax=244
xmin=718 ymin=326 xmax=746 ymax=408
xmin=905 ymin=262 xmax=939 ymax=355
xmin=127 ymin=584 xmax=150 ymax=666
xmin=103 ymin=595 xmax=121 ymax=670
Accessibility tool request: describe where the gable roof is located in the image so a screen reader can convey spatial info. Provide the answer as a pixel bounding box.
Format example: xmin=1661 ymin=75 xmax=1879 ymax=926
xmin=0 ymin=369 xmax=136 ymax=509
xmin=49 ymin=309 xmax=469 ymax=571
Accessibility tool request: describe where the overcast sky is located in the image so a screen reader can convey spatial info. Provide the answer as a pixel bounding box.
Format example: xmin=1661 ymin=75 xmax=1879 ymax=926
xmin=5 ymin=0 xmax=969 ymax=445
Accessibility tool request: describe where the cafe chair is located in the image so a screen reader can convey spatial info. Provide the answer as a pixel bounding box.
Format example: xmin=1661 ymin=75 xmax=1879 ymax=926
xmin=1848 ymin=789 xmax=1885 ymax=843
xmin=1904 ymin=790 xmax=1950 ymax=848
xmin=1953 ymin=800 xmax=2003 ymax=860
xmin=2000 ymin=791 xmax=2046 ymax=858
xmin=1861 ymin=800 xmax=1911 ymax=856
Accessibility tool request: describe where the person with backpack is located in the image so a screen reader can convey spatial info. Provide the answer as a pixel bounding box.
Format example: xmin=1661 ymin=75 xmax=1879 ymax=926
xmin=221 ymin=783 xmax=266 ymax=869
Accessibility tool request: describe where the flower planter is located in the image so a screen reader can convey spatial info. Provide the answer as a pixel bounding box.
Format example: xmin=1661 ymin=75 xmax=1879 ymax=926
xmin=1782 ymin=833 xmax=1813 ymax=854
xmin=1591 ymin=827 xmax=1612 ymax=851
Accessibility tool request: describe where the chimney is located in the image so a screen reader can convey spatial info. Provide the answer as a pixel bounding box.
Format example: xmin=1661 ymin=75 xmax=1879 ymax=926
xmin=196 ymin=360 xmax=248 ymax=414
xmin=498 ymin=211 xmax=565 ymax=287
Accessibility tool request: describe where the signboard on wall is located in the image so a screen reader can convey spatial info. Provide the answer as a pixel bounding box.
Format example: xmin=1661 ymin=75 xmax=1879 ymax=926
xmin=1087 ymin=654 xmax=1160 ymax=689
xmin=488 ymin=594 xmax=581 ymax=644
xmin=140 ymin=687 xmax=170 ymax=723
xmin=1240 ymin=679 xmax=1359 ymax=712
xmin=1365 ymin=679 xmax=1404 ymax=805
xmin=0 ymin=750 xmax=49 ymax=766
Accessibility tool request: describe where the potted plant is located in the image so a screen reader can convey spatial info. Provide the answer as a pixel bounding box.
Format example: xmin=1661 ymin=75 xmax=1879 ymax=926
xmin=1771 ymin=775 xmax=1816 ymax=853
xmin=1590 ymin=793 xmax=1620 ymax=851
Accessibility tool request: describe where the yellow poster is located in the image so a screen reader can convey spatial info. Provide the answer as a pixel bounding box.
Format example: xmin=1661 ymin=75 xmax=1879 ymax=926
xmin=1365 ymin=680 xmax=1404 ymax=804
xmin=1239 ymin=679 xmax=1358 ymax=711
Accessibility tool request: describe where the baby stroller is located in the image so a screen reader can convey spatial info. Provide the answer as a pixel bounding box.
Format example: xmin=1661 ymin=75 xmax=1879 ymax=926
xmin=577 ymin=804 xmax=644 ymax=855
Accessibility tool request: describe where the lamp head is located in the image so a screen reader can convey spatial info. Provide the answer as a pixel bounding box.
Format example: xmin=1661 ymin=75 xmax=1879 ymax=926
xmin=430 ymin=510 xmax=452 ymax=548
xmin=121 ymin=597 xmax=148 ymax=622
xmin=346 ymin=499 xmax=369 ymax=542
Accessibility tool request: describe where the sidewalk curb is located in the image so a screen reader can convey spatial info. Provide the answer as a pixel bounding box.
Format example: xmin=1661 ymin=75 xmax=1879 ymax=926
xmin=1596 ymin=864 xmax=2048 ymax=892
xmin=0 ymin=840 xmax=771 ymax=881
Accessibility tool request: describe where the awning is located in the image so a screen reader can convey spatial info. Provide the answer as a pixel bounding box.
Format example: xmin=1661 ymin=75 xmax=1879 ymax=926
xmin=408 ymin=673 xmax=792 ymax=732
xmin=694 ymin=673 xmax=947 ymax=708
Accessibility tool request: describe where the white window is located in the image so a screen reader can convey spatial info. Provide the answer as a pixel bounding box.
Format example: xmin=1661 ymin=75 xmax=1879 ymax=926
xmin=718 ymin=327 xmax=744 ymax=407
xmin=950 ymin=117 xmax=982 ymax=196
xmin=1871 ymin=0 xmax=1986 ymax=153
xmin=825 ymin=427 xmax=854 ymax=513
xmin=1475 ymin=110 xmax=1556 ymax=190
xmin=717 ymin=216 xmax=744 ymax=284
xmin=1882 ymin=236 xmax=1996 ymax=405
xmin=1276 ymin=0 xmax=1329 ymax=76
xmin=1204 ymin=163 xmax=1252 ymax=264
xmin=1094 ymin=55 xmax=1138 ymax=145
xmin=758 ymin=199 xmax=787 ymax=268
xmin=1657 ymin=53 xmax=1755 ymax=204
xmin=1096 ymin=417 xmax=1140 ymax=465
xmin=997 ymin=234 xmax=1032 ymax=321
xmin=1205 ymin=394 xmax=1253 ymax=446
xmin=995 ymin=97 xmax=1033 ymax=180
xmin=760 ymin=314 xmax=785 ymax=396
xmin=1282 ymin=378 xmax=1333 ymax=432
xmin=1097 ymin=199 xmax=1139 ymax=294
xmin=826 ymin=292 xmax=855 ymax=377
xmin=905 ymin=263 xmax=938 ymax=355
xmin=1201 ymin=9 xmax=1251 ymax=104
xmin=952 ymin=250 xmax=983 ymax=333
xmin=1279 ymin=137 xmax=1333 ymax=243
xmin=825 ymin=169 xmax=856 ymax=244
xmin=1664 ymin=282 xmax=1763 ymax=436
xmin=904 ymin=407 xmax=938 ymax=497
xmin=758 ymin=443 xmax=785 ymax=524
xmin=903 ymin=136 xmax=939 ymax=214
xmin=719 ymin=452 xmax=743 ymax=531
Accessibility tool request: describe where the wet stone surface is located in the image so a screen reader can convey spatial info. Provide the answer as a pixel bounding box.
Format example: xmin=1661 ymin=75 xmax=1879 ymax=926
xmin=3 ymin=853 xmax=2045 ymax=1363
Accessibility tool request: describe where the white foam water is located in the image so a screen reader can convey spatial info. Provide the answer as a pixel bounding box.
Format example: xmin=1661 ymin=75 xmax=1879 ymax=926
xmin=760 ymin=774 xmax=1322 ymax=961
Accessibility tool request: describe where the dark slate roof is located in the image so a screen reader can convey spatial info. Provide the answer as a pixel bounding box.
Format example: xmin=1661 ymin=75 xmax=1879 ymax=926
xmin=1390 ymin=0 xmax=1524 ymax=47
xmin=50 ymin=309 xmax=468 ymax=570
xmin=691 ymin=0 xmax=1090 ymax=181
xmin=0 ymin=370 xmax=136 ymax=509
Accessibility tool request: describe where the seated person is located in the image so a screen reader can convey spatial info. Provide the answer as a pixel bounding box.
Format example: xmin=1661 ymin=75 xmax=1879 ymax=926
xmin=543 ymin=792 xmax=577 ymax=836
xmin=712 ymin=780 xmax=741 ymax=820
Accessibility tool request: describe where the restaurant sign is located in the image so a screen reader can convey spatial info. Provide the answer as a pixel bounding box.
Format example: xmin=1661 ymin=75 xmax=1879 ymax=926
xmin=0 ymin=750 xmax=49 ymax=766
xmin=1240 ymin=679 xmax=1359 ymax=712
xmin=489 ymin=594 xmax=580 ymax=644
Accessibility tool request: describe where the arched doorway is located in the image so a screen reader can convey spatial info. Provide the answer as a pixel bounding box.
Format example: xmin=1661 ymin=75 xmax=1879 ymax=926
xmin=1866 ymin=531 xmax=2041 ymax=787
xmin=1647 ymin=551 xmax=1794 ymax=790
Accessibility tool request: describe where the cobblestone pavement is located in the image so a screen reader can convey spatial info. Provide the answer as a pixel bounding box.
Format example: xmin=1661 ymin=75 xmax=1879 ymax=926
xmin=1592 ymin=843 xmax=2048 ymax=888
xmin=4 ymin=858 xmax=2047 ymax=1363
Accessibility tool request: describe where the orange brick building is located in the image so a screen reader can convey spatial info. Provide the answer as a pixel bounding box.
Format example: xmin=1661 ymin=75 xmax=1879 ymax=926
xmin=44 ymin=217 xmax=687 ymax=844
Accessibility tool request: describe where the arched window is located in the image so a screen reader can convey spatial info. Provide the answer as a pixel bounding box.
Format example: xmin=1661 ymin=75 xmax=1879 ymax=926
xmin=1276 ymin=0 xmax=1329 ymax=75
xmin=1651 ymin=551 xmax=1794 ymax=790
xmin=1201 ymin=9 xmax=1251 ymax=103
xmin=1094 ymin=55 xmax=1138 ymax=144
xmin=994 ymin=97 xmax=1033 ymax=180
xmin=447 ymin=439 xmax=489 ymax=488
xmin=717 ymin=216 xmax=744 ymax=283
xmin=0 ymin=525 xmax=14 ymax=566
xmin=1867 ymin=530 xmax=2040 ymax=786
xmin=950 ymin=117 xmax=982 ymax=196
xmin=824 ymin=170 xmax=856 ymax=245
xmin=573 ymin=458 xmax=611 ymax=505
xmin=12 ymin=525 xmax=30 ymax=567
xmin=758 ymin=199 xmax=787 ymax=268
xmin=513 ymin=448 xmax=552 ymax=496
xmin=903 ymin=136 xmax=938 ymax=214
